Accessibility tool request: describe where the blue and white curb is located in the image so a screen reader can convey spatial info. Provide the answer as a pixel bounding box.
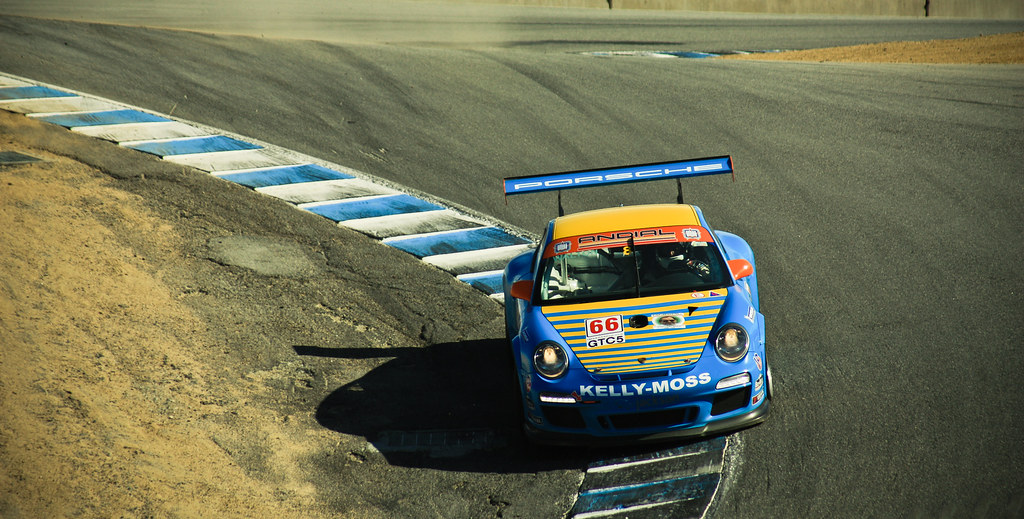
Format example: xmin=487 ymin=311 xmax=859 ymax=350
xmin=569 ymin=437 xmax=728 ymax=519
xmin=0 ymin=73 xmax=534 ymax=300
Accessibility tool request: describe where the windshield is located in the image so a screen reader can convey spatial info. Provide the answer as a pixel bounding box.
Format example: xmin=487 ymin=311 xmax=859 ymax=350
xmin=538 ymin=238 xmax=731 ymax=304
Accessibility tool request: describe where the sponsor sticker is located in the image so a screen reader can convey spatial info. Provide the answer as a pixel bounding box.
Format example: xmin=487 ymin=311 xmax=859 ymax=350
xmin=577 ymin=373 xmax=712 ymax=398
xmin=543 ymin=226 xmax=714 ymax=257
xmin=578 ymin=228 xmax=675 ymax=246
xmin=652 ymin=313 xmax=686 ymax=329
xmin=752 ymin=390 xmax=764 ymax=406
xmin=585 ymin=316 xmax=625 ymax=348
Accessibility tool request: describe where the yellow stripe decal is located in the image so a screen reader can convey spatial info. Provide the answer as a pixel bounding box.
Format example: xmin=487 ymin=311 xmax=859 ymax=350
xmin=540 ymin=290 xmax=727 ymax=374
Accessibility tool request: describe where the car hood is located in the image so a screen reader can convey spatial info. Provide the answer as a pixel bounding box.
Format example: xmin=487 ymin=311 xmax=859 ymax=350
xmin=539 ymin=289 xmax=728 ymax=375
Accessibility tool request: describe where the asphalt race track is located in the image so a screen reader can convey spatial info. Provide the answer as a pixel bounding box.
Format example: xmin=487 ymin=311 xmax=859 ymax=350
xmin=1 ymin=2 xmax=1023 ymax=517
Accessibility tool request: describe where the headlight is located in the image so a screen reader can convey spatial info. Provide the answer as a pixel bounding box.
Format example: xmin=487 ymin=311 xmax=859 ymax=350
xmin=715 ymin=324 xmax=749 ymax=362
xmin=533 ymin=341 xmax=568 ymax=378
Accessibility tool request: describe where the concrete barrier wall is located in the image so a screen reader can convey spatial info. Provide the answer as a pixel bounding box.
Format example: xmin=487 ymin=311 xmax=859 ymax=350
xmin=450 ymin=0 xmax=1023 ymax=18
xmin=613 ymin=0 xmax=921 ymax=16
xmin=928 ymin=0 xmax=1024 ymax=18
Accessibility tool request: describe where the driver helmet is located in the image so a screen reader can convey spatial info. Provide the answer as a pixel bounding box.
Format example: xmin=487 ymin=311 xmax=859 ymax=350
xmin=655 ymin=242 xmax=688 ymax=270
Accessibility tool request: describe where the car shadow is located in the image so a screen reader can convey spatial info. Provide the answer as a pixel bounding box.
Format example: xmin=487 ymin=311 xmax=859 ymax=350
xmin=299 ymin=338 xmax=591 ymax=473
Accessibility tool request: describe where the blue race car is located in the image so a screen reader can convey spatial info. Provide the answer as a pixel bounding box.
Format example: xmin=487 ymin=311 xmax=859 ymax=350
xmin=502 ymin=156 xmax=770 ymax=444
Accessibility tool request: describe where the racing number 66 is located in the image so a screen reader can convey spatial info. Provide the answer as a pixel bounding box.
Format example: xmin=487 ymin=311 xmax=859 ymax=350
xmin=588 ymin=316 xmax=621 ymax=335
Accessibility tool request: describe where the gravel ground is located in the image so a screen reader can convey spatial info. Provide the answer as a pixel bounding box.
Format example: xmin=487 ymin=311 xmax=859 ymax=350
xmin=719 ymin=30 xmax=1024 ymax=63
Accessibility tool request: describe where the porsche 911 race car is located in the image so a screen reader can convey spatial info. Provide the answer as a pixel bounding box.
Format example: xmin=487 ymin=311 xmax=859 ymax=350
xmin=502 ymin=156 xmax=770 ymax=444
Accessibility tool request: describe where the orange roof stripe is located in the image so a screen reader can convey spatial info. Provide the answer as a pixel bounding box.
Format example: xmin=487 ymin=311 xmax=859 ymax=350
xmin=552 ymin=204 xmax=701 ymax=240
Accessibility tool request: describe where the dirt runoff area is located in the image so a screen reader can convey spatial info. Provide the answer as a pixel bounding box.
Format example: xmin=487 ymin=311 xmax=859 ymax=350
xmin=0 ymin=108 xmax=527 ymax=518
xmin=1 ymin=31 xmax=1021 ymax=518
xmin=719 ymin=31 xmax=1024 ymax=63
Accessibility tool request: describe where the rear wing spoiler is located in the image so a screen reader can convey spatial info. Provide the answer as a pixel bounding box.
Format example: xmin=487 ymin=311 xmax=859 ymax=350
xmin=503 ymin=155 xmax=733 ymax=198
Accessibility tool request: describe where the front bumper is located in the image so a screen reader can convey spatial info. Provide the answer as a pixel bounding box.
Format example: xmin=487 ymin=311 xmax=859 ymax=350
xmin=523 ymin=395 xmax=769 ymax=446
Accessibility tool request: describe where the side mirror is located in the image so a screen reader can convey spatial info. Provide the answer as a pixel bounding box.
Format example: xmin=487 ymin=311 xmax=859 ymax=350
xmin=728 ymin=259 xmax=754 ymax=280
xmin=510 ymin=280 xmax=534 ymax=301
